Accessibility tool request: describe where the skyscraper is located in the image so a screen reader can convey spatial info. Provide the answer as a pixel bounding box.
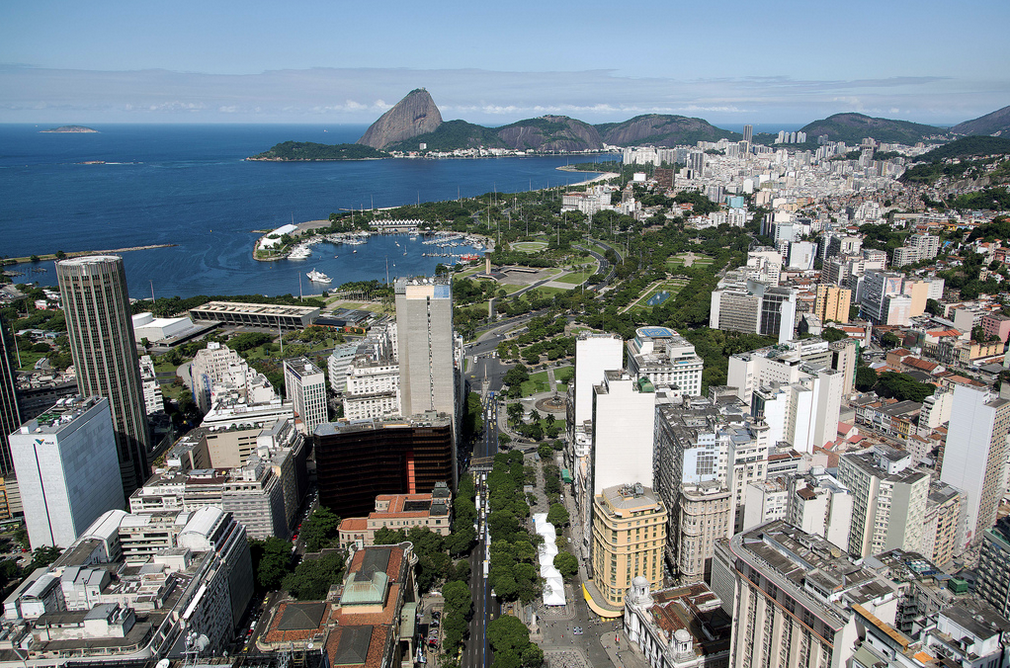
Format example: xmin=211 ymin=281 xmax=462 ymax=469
xmin=57 ymin=256 xmax=150 ymax=495
xmin=0 ymin=315 xmax=22 ymax=472
xmin=283 ymin=357 xmax=328 ymax=434
xmin=9 ymin=396 xmax=125 ymax=548
xmin=940 ymin=384 xmax=1010 ymax=548
xmin=395 ymin=277 xmax=456 ymax=418
xmin=742 ymin=124 xmax=753 ymax=143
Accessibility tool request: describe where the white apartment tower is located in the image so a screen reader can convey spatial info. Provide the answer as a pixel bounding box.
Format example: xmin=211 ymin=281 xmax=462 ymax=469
xmin=9 ymin=396 xmax=126 ymax=548
xmin=940 ymin=385 xmax=1010 ymax=548
xmin=837 ymin=445 xmax=930 ymax=558
xmin=283 ymin=357 xmax=328 ymax=434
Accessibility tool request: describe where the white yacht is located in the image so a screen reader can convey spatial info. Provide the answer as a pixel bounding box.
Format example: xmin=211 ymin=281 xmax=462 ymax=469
xmin=307 ymin=268 xmax=332 ymax=283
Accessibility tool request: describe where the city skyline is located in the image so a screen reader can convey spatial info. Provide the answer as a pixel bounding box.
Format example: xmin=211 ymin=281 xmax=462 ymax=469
xmin=1 ymin=0 xmax=1007 ymax=126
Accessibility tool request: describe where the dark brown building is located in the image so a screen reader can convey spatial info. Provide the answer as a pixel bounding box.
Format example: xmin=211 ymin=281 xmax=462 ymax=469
xmin=314 ymin=414 xmax=453 ymax=517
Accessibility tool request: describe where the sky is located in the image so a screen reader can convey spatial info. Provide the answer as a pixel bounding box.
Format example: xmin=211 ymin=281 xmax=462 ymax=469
xmin=2 ymin=0 xmax=1008 ymax=127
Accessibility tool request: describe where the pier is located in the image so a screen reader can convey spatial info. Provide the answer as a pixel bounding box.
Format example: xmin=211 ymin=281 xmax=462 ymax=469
xmin=4 ymin=244 xmax=177 ymax=265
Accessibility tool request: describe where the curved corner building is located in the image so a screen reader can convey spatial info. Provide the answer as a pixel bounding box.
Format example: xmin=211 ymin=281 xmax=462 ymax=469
xmin=57 ymin=256 xmax=150 ymax=495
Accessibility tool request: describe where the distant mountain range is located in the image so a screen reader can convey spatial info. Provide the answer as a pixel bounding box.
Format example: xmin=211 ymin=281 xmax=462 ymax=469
xmin=249 ymin=91 xmax=1010 ymax=160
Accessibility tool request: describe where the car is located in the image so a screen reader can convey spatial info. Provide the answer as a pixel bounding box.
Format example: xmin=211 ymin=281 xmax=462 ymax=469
xmin=431 ymin=610 xmax=441 ymax=619
xmin=573 ymin=626 xmax=583 ymax=635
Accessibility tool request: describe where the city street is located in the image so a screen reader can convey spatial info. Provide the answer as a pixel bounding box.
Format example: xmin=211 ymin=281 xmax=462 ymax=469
xmin=463 ymin=471 xmax=500 ymax=668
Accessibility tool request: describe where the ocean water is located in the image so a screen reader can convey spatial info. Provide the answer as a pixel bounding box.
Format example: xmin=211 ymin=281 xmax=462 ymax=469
xmin=0 ymin=124 xmax=612 ymax=298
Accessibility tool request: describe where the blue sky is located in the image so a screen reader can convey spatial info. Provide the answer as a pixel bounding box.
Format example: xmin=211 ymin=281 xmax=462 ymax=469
xmin=2 ymin=0 xmax=1007 ymax=126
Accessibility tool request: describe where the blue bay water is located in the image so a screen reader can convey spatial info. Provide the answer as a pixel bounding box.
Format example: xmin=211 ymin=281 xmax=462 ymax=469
xmin=0 ymin=124 xmax=612 ymax=298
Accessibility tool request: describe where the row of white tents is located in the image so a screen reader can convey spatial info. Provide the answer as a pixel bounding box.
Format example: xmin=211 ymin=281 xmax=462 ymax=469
xmin=532 ymin=513 xmax=566 ymax=607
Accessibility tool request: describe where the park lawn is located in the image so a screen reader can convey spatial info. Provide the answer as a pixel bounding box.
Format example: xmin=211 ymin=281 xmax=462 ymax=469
xmin=554 ymin=366 xmax=574 ymax=384
xmin=160 ymin=381 xmax=190 ymax=403
xmin=154 ymin=359 xmax=180 ymax=374
xmin=513 ymin=241 xmax=549 ymax=253
xmin=554 ymin=272 xmax=591 ymax=285
xmin=15 ymin=351 xmax=46 ymax=372
xmin=520 ymin=372 xmax=552 ymax=396
xmin=528 ymin=286 xmax=569 ymax=297
xmin=629 ymin=281 xmax=689 ymax=313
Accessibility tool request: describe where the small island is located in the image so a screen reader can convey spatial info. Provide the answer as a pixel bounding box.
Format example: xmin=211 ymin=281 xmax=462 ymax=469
xmin=247 ymin=141 xmax=387 ymax=161
xmin=40 ymin=125 xmax=98 ymax=134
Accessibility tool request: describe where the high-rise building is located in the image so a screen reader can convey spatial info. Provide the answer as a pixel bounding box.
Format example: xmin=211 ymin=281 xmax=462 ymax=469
xmin=837 ymin=445 xmax=930 ymax=558
xmin=0 ymin=315 xmax=22 ymax=473
xmin=859 ymin=271 xmax=910 ymax=325
xmin=395 ymin=277 xmax=457 ymax=423
xmin=939 ymin=385 xmax=1010 ymax=548
xmin=571 ymin=332 xmax=624 ymax=430
xmin=626 ymin=327 xmax=703 ymax=397
xmin=829 ymin=337 xmax=859 ymax=395
xmin=712 ymin=521 xmax=900 ymax=668
xmin=327 ymin=341 xmax=360 ymax=393
xmin=742 ymin=124 xmax=753 ymax=143
xmin=591 ymin=371 xmax=656 ymax=497
xmin=314 ymin=415 xmax=453 ymax=518
xmin=977 ymin=516 xmax=1010 ymax=619
xmin=56 ymin=256 xmax=150 ymax=495
xmin=283 ymin=357 xmax=328 ymax=434
xmin=814 ymin=284 xmax=852 ymax=324
xmin=9 ymin=396 xmax=126 ymax=548
xmin=709 ymin=273 xmax=797 ymax=343
xmin=591 ymin=483 xmax=667 ymax=608
xmin=728 ymin=339 xmax=842 ymax=453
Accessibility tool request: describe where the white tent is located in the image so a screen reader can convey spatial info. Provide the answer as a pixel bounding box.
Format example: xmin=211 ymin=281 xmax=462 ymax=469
xmin=533 ymin=513 xmax=566 ymax=607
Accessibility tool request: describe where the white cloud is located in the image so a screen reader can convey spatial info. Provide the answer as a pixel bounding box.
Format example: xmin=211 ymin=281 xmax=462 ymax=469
xmin=0 ymin=65 xmax=1004 ymax=126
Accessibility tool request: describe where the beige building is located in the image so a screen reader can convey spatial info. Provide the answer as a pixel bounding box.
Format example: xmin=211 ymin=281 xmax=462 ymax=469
xmin=591 ymin=483 xmax=667 ymax=608
xmin=337 ymin=484 xmax=452 ymax=550
xmin=712 ymin=521 xmax=900 ymax=668
xmin=814 ymin=284 xmax=852 ymax=324
xmin=837 ymin=445 xmax=930 ymax=558
xmin=920 ymin=482 xmax=964 ymax=569
xmin=676 ymin=482 xmax=733 ymax=583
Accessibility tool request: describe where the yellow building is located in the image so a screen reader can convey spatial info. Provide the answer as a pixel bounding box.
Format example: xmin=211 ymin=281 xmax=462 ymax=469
xmin=815 ymin=284 xmax=852 ymax=324
xmin=591 ymin=483 xmax=667 ymax=607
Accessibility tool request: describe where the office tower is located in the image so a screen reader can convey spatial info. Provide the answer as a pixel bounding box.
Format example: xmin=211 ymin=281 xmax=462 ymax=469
xmin=395 ymin=277 xmax=456 ymax=419
xmin=709 ymin=273 xmax=797 ymax=343
xmin=829 ymin=337 xmax=859 ymax=395
xmin=283 ymin=357 xmax=328 ymax=434
xmin=921 ymin=482 xmax=964 ymax=569
xmin=138 ymin=355 xmax=163 ymax=416
xmin=314 ymin=416 xmax=453 ymax=517
xmin=626 ymin=327 xmax=703 ymax=397
xmin=814 ymin=284 xmax=852 ymax=324
xmin=571 ymin=332 xmax=623 ymax=430
xmin=0 ymin=315 xmax=22 ymax=473
xmin=977 ymin=516 xmax=1010 ymax=619
xmin=591 ymin=483 xmax=667 ymax=607
xmin=860 ymin=271 xmax=910 ymax=325
xmin=9 ymin=396 xmax=126 ymax=548
xmin=591 ymin=371 xmax=656 ymax=496
xmin=712 ymin=521 xmax=900 ymax=668
xmin=836 ymin=445 xmax=930 ymax=558
xmin=940 ymin=385 xmax=1010 ymax=548
xmin=742 ymin=124 xmax=753 ymax=143
xmin=56 ymin=256 xmax=150 ymax=495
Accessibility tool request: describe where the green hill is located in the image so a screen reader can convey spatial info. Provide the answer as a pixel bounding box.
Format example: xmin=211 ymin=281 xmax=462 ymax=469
xmin=248 ymin=141 xmax=386 ymax=161
xmin=918 ymin=136 xmax=1010 ymax=161
xmin=801 ymin=113 xmax=946 ymax=145
xmin=951 ymin=104 xmax=1010 ymax=137
xmin=384 ymin=120 xmax=506 ymax=152
xmin=595 ymin=114 xmax=740 ymax=147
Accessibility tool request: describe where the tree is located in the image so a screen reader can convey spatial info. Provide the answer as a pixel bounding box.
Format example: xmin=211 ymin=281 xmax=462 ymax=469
xmin=821 ymin=327 xmax=848 ymax=343
xmin=445 ymin=525 xmax=476 ymax=557
xmin=301 ymin=506 xmax=342 ymax=552
xmin=537 ymin=443 xmax=553 ymax=460
xmin=855 ymin=366 xmax=878 ymax=392
xmin=553 ymin=552 xmax=579 ymax=580
xmin=880 ymin=332 xmax=902 ymax=349
xmin=875 ymin=371 xmax=936 ymax=403
xmin=503 ymin=364 xmax=529 ymax=389
xmin=547 ymin=503 xmax=569 ymax=529
xmin=283 ymin=551 xmax=345 ymax=600
xmin=252 ymin=537 xmax=293 ymax=590
xmin=443 ymin=579 xmax=472 ymax=614
xmin=28 ymin=546 xmax=62 ymax=571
